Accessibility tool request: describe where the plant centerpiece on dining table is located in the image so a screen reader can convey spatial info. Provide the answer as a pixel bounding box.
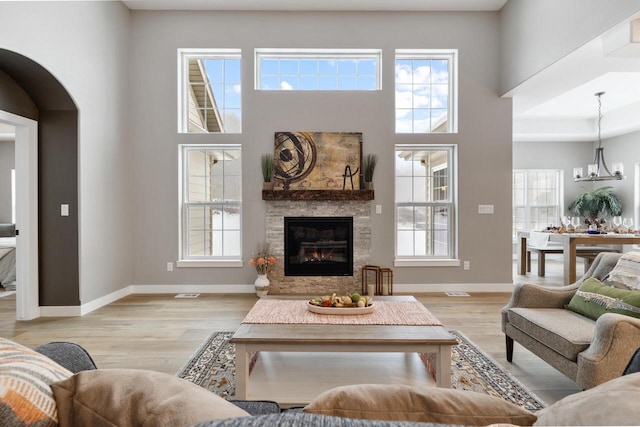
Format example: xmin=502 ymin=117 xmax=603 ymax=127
xmin=568 ymin=186 xmax=622 ymax=230
xmin=249 ymin=242 xmax=277 ymax=297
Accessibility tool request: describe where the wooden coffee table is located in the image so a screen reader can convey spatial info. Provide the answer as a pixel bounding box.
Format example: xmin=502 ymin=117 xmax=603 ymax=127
xmin=231 ymin=296 xmax=457 ymax=400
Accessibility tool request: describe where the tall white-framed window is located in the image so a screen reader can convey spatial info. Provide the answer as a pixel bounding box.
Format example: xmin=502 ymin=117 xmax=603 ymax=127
xmin=512 ymin=169 xmax=563 ymax=240
xmin=395 ymin=49 xmax=458 ymax=133
xmin=255 ymin=48 xmax=381 ymax=91
xmin=394 ymin=145 xmax=458 ymax=266
xmin=178 ymin=49 xmax=242 ymax=134
xmin=178 ymin=145 xmax=242 ymax=267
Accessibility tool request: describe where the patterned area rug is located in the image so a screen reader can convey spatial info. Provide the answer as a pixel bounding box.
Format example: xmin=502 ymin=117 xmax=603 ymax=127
xmin=177 ymin=330 xmax=547 ymax=411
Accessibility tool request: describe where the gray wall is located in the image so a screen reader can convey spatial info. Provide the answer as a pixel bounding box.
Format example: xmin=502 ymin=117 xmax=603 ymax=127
xmin=513 ymin=138 xmax=637 ymax=226
xmin=130 ymin=10 xmax=513 ymax=288
xmin=0 ymin=139 xmax=14 ymax=223
xmin=594 ymin=130 xmax=640 ymax=220
xmin=499 ymin=0 xmax=640 ymax=95
xmin=513 ymin=140 xmax=596 ymax=217
xmin=0 ymin=1 xmax=133 ymax=305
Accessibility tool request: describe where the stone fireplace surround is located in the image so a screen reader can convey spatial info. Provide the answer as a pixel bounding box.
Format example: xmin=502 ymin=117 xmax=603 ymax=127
xmin=265 ymin=200 xmax=371 ymax=295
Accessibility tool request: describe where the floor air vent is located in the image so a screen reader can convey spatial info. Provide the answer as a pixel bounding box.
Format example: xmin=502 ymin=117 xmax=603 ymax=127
xmin=445 ymin=292 xmax=470 ymax=297
xmin=174 ymin=293 xmax=200 ymax=298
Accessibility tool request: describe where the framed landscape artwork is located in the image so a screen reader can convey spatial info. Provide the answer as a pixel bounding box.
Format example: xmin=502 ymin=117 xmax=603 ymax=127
xmin=273 ymin=132 xmax=363 ymax=190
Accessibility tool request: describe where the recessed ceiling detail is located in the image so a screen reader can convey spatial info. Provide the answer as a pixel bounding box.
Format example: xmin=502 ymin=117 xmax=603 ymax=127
xmin=603 ymin=18 xmax=640 ymax=57
xmin=509 ymin=12 xmax=640 ymax=142
xmin=522 ymin=73 xmax=640 ymax=118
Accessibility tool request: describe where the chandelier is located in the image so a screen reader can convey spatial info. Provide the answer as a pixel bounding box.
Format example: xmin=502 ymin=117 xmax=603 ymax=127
xmin=573 ymin=91 xmax=624 ymax=182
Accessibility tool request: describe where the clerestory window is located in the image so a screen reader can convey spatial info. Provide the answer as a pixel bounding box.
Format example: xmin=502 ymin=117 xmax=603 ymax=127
xmin=255 ymin=49 xmax=381 ymax=91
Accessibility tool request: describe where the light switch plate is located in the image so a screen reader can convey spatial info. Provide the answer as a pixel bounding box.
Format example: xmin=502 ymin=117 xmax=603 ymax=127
xmin=375 ymin=205 xmax=382 ymax=214
xmin=61 ymin=204 xmax=69 ymax=217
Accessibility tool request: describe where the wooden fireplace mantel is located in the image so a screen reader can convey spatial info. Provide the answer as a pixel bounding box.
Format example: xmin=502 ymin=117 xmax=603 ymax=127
xmin=262 ymin=189 xmax=374 ymax=201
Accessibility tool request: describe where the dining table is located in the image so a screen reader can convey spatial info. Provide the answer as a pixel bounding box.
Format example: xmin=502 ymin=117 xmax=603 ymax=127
xmin=517 ymin=231 xmax=640 ymax=284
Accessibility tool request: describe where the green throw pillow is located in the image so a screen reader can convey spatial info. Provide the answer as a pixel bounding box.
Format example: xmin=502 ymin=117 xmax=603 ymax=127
xmin=567 ymin=277 xmax=640 ymax=320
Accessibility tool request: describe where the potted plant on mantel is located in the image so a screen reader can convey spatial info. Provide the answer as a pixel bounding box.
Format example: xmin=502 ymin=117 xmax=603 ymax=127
xmin=261 ymin=153 xmax=274 ymax=190
xmin=363 ymin=153 xmax=378 ymax=190
xmin=568 ymin=186 xmax=622 ymax=228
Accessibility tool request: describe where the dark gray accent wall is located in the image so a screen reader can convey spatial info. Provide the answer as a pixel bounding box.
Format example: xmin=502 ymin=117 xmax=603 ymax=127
xmin=38 ymin=111 xmax=79 ymax=306
xmin=0 ymin=49 xmax=80 ymax=307
xmin=0 ymin=49 xmax=76 ymax=111
xmin=0 ymin=69 xmax=38 ymax=120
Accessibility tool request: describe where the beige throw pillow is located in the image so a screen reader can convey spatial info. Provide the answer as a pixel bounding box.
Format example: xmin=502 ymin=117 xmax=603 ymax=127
xmin=303 ymin=384 xmax=537 ymax=426
xmin=534 ymin=372 xmax=640 ymax=426
xmin=51 ymin=369 xmax=250 ymax=427
xmin=607 ymin=251 xmax=640 ymax=290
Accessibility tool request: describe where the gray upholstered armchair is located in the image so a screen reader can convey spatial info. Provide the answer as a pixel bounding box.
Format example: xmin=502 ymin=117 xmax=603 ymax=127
xmin=502 ymin=252 xmax=640 ymax=389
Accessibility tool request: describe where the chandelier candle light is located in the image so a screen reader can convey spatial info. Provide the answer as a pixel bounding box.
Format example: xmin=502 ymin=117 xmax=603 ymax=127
xmin=574 ymin=92 xmax=625 ymax=182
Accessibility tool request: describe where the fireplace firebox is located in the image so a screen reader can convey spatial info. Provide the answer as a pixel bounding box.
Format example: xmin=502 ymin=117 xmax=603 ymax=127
xmin=284 ymin=216 xmax=353 ymax=276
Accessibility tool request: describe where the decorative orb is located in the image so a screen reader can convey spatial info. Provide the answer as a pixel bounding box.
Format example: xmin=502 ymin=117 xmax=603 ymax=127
xmin=273 ymin=131 xmax=317 ymax=185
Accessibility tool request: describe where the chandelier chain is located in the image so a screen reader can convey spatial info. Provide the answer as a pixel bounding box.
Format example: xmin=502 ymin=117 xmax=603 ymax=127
xmin=597 ymin=92 xmax=603 ymax=149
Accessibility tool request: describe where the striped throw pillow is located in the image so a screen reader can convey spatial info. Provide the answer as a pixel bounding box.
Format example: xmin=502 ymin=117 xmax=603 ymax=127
xmin=0 ymin=337 xmax=72 ymax=427
xmin=607 ymin=251 xmax=640 ymax=290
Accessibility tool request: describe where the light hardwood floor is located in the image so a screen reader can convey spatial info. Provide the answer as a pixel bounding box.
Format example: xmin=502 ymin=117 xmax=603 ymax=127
xmin=0 ymin=259 xmax=583 ymax=405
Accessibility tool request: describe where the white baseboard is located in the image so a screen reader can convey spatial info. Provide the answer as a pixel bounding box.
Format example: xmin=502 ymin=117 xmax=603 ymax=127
xmin=130 ymin=283 xmax=514 ymax=294
xmin=39 ymin=287 xmax=133 ymax=317
xmin=36 ymin=282 xmax=512 ymax=317
xmin=393 ymin=283 xmax=515 ymax=293
xmin=81 ymin=287 xmax=132 ymax=316
xmin=38 ymin=284 xmax=255 ymax=317
xmin=130 ymin=284 xmax=255 ymax=294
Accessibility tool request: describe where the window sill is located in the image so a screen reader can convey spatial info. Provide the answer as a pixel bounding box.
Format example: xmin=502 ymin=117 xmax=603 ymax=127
xmin=176 ymin=260 xmax=243 ymax=268
xmin=394 ymin=259 xmax=461 ymax=267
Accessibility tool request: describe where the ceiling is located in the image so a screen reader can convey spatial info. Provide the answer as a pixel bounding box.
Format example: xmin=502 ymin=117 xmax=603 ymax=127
xmin=508 ymin=12 xmax=640 ymax=142
xmin=122 ymin=0 xmax=508 ymax=11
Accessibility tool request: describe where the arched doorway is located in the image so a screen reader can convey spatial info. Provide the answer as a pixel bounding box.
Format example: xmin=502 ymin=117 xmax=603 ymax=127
xmin=0 ymin=49 xmax=80 ymax=319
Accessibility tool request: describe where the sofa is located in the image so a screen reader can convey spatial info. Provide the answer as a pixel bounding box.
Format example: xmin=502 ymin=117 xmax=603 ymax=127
xmin=2 ymin=337 xmax=640 ymax=427
xmin=502 ymin=251 xmax=640 ymax=390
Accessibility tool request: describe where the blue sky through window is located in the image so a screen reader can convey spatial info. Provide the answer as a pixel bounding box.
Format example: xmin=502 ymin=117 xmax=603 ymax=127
xmin=204 ymin=58 xmax=242 ymax=131
xmin=257 ymin=52 xmax=379 ymax=91
xmin=395 ymin=53 xmax=452 ymax=133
